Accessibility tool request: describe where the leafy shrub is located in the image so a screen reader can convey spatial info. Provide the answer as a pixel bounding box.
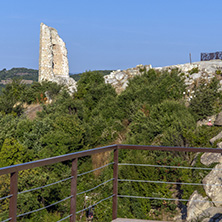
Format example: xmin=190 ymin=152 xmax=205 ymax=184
xmin=189 ymin=77 xmax=221 ymax=120
xmin=215 ymin=69 xmax=222 ymax=75
xmin=188 ymin=67 xmax=199 ymax=74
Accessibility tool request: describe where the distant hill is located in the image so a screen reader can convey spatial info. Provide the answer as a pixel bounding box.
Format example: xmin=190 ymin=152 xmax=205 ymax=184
xmin=70 ymin=70 xmax=113 ymax=81
xmin=0 ymin=67 xmax=38 ymax=91
xmin=0 ymin=68 xmax=113 ymax=91
xmin=0 ymin=68 xmax=38 ymax=82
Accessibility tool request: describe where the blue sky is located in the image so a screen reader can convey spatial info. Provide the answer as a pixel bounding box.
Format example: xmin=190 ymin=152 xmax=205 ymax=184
xmin=0 ymin=0 xmax=221 ymax=73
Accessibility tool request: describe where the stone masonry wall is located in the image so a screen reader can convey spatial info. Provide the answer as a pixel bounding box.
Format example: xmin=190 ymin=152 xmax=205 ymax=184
xmin=38 ymin=23 xmax=77 ymax=93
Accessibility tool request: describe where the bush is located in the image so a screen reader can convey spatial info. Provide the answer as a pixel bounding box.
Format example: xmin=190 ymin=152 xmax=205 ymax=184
xmin=189 ymin=77 xmax=221 ymax=120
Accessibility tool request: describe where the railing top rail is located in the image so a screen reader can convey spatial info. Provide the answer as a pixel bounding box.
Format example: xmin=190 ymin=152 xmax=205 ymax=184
xmin=118 ymin=144 xmax=222 ymax=153
xmin=1 ymin=144 xmax=221 ymax=176
xmin=0 ymin=144 xmax=117 ymax=176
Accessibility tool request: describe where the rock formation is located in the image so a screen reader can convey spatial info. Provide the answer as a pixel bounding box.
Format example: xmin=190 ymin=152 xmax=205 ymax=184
xmin=186 ymin=190 xmax=213 ymax=222
xmin=201 ymin=149 xmax=222 ymax=166
xmin=210 ymin=131 xmax=222 ymax=144
xmin=187 ymin=154 xmax=222 ymax=221
xmin=39 ymin=23 xmax=77 ymax=93
xmin=104 ymin=60 xmax=222 ymax=94
xmin=203 ymin=163 xmax=222 ymax=207
xmin=104 ymin=64 xmax=152 ymax=94
xmin=214 ymin=111 xmax=222 ymax=126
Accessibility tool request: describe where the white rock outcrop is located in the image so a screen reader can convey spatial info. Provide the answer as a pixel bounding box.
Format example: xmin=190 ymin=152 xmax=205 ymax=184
xmin=104 ymin=60 xmax=222 ymax=94
xmin=104 ymin=64 xmax=152 ymax=94
xmin=39 ymin=23 xmax=77 ymax=93
xmin=201 ymin=149 xmax=222 ymax=166
xmin=203 ymin=163 xmax=222 ymax=207
xmin=186 ymin=191 xmax=213 ymax=222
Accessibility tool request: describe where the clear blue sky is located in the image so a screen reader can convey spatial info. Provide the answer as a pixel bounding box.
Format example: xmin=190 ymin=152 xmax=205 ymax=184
xmin=0 ymin=0 xmax=221 ymax=73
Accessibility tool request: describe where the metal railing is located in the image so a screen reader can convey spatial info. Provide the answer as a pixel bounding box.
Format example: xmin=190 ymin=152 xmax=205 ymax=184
xmin=1 ymin=144 xmax=222 ymax=221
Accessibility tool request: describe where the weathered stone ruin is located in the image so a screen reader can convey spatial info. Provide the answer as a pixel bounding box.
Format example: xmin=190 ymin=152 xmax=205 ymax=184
xmin=39 ymin=23 xmax=77 ymax=93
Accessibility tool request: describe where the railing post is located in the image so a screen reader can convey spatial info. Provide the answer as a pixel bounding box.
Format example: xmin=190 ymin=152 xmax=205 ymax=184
xmin=70 ymin=158 xmax=78 ymax=222
xmin=9 ymin=171 xmax=18 ymax=222
xmin=112 ymin=146 xmax=119 ymax=220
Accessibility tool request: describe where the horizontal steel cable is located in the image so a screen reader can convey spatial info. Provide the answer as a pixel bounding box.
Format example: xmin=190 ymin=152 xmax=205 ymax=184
xmin=0 ymin=194 xmax=12 ymax=201
xmin=118 ymin=179 xmax=222 ymax=187
xmin=57 ymin=214 xmax=72 ymax=222
xmin=118 ymin=163 xmax=219 ymax=171
xmin=78 ymin=162 xmax=114 ymax=177
xmin=1 ymin=218 xmax=12 ymax=222
xmin=77 ymin=178 xmax=114 ymax=196
xmin=76 ymin=194 xmax=114 ymax=214
xmin=118 ymin=195 xmax=222 ymax=204
xmin=17 ymin=196 xmax=72 ymax=218
xmin=18 ymin=177 xmax=73 ymax=195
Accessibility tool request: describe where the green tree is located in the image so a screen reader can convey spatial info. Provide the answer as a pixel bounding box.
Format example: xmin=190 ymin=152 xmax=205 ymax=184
xmin=0 ymin=79 xmax=26 ymax=115
xmin=0 ymin=138 xmax=27 ymax=167
xmin=189 ymin=77 xmax=221 ymax=120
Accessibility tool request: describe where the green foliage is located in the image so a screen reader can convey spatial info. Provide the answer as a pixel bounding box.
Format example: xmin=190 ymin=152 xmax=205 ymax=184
xmin=189 ymin=77 xmax=221 ymax=120
xmin=215 ymin=69 xmax=222 ymax=75
xmin=39 ymin=115 xmax=85 ymax=158
xmin=0 ymin=79 xmax=26 ymax=115
xmin=1 ymin=67 xmax=222 ymax=221
xmin=0 ymin=138 xmax=27 ymax=167
xmin=188 ymin=67 xmax=199 ymax=74
xmin=117 ymin=68 xmax=186 ymax=121
xmin=21 ymin=81 xmax=62 ymax=104
xmin=126 ymin=100 xmax=196 ymax=146
xmin=70 ymin=70 xmax=113 ymax=81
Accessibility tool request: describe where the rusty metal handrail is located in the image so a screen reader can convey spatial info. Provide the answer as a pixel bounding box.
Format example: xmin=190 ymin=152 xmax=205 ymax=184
xmin=1 ymin=144 xmax=222 ymax=222
xmin=0 ymin=144 xmax=117 ymax=176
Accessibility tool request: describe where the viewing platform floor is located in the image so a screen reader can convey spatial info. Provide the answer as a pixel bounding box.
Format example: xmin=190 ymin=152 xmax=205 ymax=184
xmin=112 ymin=219 xmax=171 ymax=222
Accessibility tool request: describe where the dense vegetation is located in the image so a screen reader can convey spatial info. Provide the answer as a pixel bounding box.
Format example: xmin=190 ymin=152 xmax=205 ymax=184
xmin=70 ymin=70 xmax=113 ymax=81
xmin=0 ymin=69 xmax=222 ymax=221
xmin=0 ymin=68 xmax=38 ymax=92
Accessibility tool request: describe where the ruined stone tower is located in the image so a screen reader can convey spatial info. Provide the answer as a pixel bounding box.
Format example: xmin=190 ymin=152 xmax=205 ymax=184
xmin=39 ymin=23 xmax=77 ymax=93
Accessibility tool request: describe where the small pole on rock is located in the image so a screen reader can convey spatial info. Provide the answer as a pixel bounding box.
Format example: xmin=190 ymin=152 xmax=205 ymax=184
xmin=189 ymin=53 xmax=192 ymax=64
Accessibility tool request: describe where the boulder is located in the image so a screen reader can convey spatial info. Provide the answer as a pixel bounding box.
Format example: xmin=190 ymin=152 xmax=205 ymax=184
xmin=214 ymin=111 xmax=222 ymax=126
xmin=187 ymin=190 xmax=213 ymax=222
xmin=210 ymin=131 xmax=222 ymax=144
xmin=203 ymin=163 xmax=222 ymax=207
xmin=218 ymin=142 xmax=222 ymax=148
xmin=201 ymin=148 xmax=222 ymax=166
xmin=201 ymin=207 xmax=222 ymax=222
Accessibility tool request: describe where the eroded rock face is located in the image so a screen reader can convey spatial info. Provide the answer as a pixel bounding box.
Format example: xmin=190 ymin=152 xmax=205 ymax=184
xmin=203 ymin=163 xmax=222 ymax=207
xmin=104 ymin=64 xmax=152 ymax=94
xmin=39 ymin=23 xmax=77 ymax=93
xmin=186 ymin=190 xmax=213 ymax=222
